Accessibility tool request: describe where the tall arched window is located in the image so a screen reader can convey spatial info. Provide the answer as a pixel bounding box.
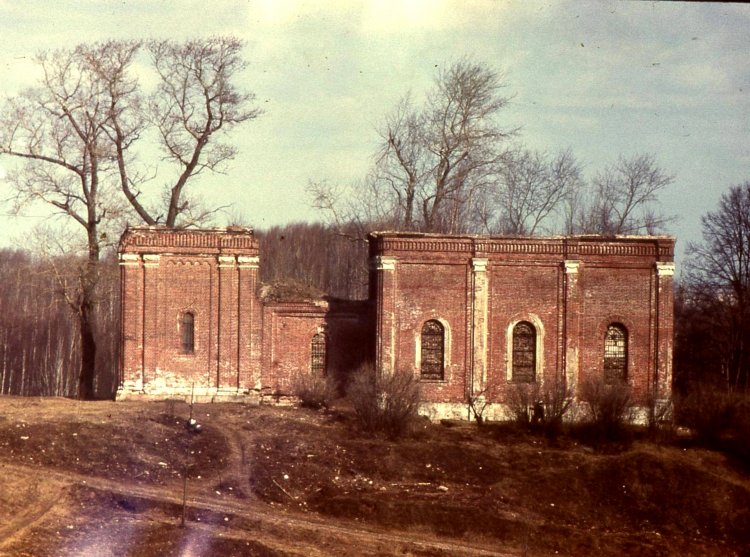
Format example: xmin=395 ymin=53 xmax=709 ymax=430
xmin=604 ymin=324 xmax=627 ymax=383
xmin=420 ymin=320 xmax=445 ymax=380
xmin=311 ymin=333 xmax=327 ymax=376
xmin=181 ymin=312 xmax=195 ymax=354
xmin=512 ymin=321 xmax=536 ymax=382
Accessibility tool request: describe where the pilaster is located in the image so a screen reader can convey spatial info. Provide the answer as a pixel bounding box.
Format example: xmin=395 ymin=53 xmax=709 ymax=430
xmin=217 ymin=255 xmax=239 ymax=391
xmin=470 ymin=258 xmax=489 ymax=395
xmin=563 ymin=260 xmax=581 ymax=391
xmin=118 ymin=253 xmax=143 ymax=392
xmin=141 ymin=254 xmax=161 ymax=389
xmin=238 ymin=256 xmax=261 ymax=392
xmin=655 ymin=262 xmax=675 ymax=398
xmin=373 ymin=256 xmax=397 ymax=376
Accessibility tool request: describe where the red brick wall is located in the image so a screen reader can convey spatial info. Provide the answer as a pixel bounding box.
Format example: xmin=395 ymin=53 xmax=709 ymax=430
xmin=118 ymin=227 xmax=674 ymax=416
xmin=369 ymin=233 xmax=675 ymax=411
xmin=119 ymin=227 xmax=262 ymax=398
xmin=261 ymin=301 xmax=372 ymax=396
xmin=487 ymin=262 xmax=561 ymax=403
xmin=119 ymin=227 xmax=371 ymax=400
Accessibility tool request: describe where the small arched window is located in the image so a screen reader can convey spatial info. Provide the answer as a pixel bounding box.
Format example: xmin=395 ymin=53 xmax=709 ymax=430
xmin=181 ymin=312 xmax=195 ymax=354
xmin=604 ymin=324 xmax=627 ymax=383
xmin=311 ymin=333 xmax=327 ymax=376
xmin=420 ymin=320 xmax=445 ymax=380
xmin=512 ymin=321 xmax=536 ymax=382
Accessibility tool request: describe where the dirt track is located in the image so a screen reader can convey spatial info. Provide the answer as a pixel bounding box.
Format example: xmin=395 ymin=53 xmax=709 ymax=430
xmin=0 ymin=398 xmax=514 ymax=556
xmin=0 ymin=397 xmax=748 ymax=556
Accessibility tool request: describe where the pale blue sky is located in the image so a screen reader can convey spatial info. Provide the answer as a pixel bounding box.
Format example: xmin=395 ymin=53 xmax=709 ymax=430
xmin=0 ymin=1 xmax=748 ymax=266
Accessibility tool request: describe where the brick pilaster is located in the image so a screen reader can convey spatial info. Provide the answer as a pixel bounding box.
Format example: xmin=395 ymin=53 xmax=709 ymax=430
xmin=373 ymin=256 xmax=397 ymax=376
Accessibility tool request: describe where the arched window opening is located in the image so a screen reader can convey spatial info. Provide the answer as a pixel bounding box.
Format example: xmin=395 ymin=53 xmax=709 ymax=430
xmin=311 ymin=333 xmax=327 ymax=376
xmin=181 ymin=312 xmax=195 ymax=354
xmin=420 ymin=320 xmax=445 ymax=380
xmin=604 ymin=324 xmax=628 ymax=383
xmin=512 ymin=321 xmax=536 ymax=382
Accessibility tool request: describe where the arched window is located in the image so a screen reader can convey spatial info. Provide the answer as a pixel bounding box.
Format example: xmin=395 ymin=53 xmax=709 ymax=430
xmin=420 ymin=320 xmax=445 ymax=380
xmin=604 ymin=324 xmax=627 ymax=383
xmin=512 ymin=321 xmax=536 ymax=382
xmin=311 ymin=333 xmax=327 ymax=376
xmin=181 ymin=312 xmax=195 ymax=354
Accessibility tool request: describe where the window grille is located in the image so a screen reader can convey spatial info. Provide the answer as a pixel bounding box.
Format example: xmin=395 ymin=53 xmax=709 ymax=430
xmin=420 ymin=320 xmax=445 ymax=380
xmin=181 ymin=312 xmax=195 ymax=354
xmin=311 ymin=333 xmax=327 ymax=375
xmin=604 ymin=324 xmax=627 ymax=383
xmin=512 ymin=321 xmax=536 ymax=382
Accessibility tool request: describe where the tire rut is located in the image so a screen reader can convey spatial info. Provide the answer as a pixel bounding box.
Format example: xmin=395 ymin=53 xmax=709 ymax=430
xmin=0 ymin=461 xmax=515 ymax=556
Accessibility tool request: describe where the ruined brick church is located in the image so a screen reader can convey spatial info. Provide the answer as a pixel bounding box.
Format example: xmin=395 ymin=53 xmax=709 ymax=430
xmin=117 ymin=226 xmax=675 ymax=420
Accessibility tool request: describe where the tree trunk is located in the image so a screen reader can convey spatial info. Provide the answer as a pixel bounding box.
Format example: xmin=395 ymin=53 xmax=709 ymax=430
xmin=77 ymin=300 xmax=97 ymax=400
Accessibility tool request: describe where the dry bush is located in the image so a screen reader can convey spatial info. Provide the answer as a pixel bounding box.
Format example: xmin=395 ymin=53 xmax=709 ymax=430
xmin=539 ymin=378 xmax=575 ymax=437
xmin=676 ymin=384 xmax=739 ymax=445
xmin=507 ymin=382 xmax=540 ymax=427
xmin=579 ymin=377 xmax=634 ymax=444
xmin=292 ymin=373 xmax=339 ymax=410
xmin=347 ymin=363 xmax=420 ymax=439
xmin=507 ymin=378 xmax=574 ymax=437
xmin=467 ymin=390 xmax=489 ymax=426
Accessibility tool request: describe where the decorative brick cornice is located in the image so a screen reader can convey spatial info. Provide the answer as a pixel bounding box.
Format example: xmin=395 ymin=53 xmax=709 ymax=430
xmin=368 ymin=232 xmax=675 ymax=260
xmin=120 ymin=226 xmax=259 ymax=254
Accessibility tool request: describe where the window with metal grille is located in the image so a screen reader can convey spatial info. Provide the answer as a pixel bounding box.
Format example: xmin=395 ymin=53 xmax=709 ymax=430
xmin=311 ymin=333 xmax=327 ymax=375
xmin=181 ymin=312 xmax=195 ymax=354
xmin=512 ymin=321 xmax=536 ymax=382
xmin=420 ymin=320 xmax=445 ymax=380
xmin=604 ymin=324 xmax=627 ymax=383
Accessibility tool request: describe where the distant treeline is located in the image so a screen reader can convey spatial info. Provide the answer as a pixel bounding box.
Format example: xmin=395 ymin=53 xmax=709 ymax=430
xmin=0 ymin=250 xmax=119 ymax=397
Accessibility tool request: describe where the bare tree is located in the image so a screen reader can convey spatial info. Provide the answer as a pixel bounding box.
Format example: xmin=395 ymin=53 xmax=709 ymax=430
xmin=686 ymin=181 xmax=750 ymax=392
xmin=369 ymin=59 xmax=514 ymax=233
xmin=146 ymin=37 xmax=261 ymax=226
xmin=574 ymin=154 xmax=673 ymax=235
xmin=0 ymin=37 xmax=258 ymax=398
xmin=479 ymin=147 xmax=581 ymax=235
xmin=0 ymin=44 xmax=130 ymax=398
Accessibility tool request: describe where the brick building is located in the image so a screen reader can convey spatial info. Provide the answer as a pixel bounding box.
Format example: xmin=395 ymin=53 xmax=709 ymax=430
xmin=369 ymin=232 xmax=675 ymax=420
xmin=118 ymin=227 xmax=674 ymax=420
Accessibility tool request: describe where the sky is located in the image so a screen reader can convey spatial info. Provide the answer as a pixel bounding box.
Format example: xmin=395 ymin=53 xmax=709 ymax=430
xmin=0 ymin=0 xmax=748 ymax=267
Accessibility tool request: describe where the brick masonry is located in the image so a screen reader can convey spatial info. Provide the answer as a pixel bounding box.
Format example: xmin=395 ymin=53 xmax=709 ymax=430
xmin=118 ymin=227 xmax=674 ymax=420
xmin=368 ymin=232 xmax=675 ymax=420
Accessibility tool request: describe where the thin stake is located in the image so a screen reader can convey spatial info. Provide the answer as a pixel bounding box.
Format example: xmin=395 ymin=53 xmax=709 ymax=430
xmin=180 ymin=382 xmax=195 ymax=528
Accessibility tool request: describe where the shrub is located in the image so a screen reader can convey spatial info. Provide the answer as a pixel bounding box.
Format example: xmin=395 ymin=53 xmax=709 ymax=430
xmin=467 ymin=389 xmax=489 ymax=426
xmin=292 ymin=373 xmax=338 ymax=410
xmin=579 ymin=377 xmax=634 ymax=444
xmin=507 ymin=382 xmax=540 ymax=427
xmin=507 ymin=378 xmax=574 ymax=437
xmin=539 ymin=377 xmax=575 ymax=437
xmin=347 ymin=363 xmax=420 ymax=439
xmin=676 ymin=384 xmax=739 ymax=445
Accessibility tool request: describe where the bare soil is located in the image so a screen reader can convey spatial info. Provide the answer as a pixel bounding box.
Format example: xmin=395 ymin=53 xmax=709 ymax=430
xmin=0 ymin=396 xmax=748 ymax=556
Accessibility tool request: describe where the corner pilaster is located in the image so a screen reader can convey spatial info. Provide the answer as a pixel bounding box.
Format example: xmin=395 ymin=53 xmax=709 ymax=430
xmin=655 ymin=262 xmax=675 ymax=398
xmin=373 ymin=256 xmax=397 ymax=376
